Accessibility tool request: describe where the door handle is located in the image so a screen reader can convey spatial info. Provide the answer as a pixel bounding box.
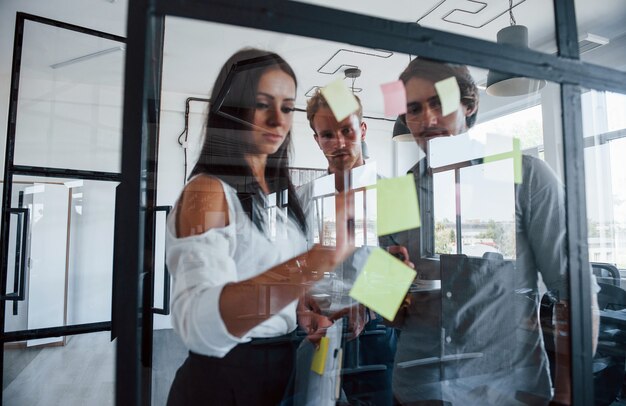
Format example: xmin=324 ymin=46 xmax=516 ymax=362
xmin=152 ymin=205 xmax=171 ymax=315
xmin=2 ymin=208 xmax=29 ymax=302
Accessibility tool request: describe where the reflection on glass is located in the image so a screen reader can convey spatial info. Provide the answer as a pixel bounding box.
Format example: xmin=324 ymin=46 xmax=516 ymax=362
xmin=165 ymin=49 xmax=356 ymax=405
xmin=388 ymin=57 xmax=590 ymax=406
xmin=155 ymin=16 xmax=604 ymax=406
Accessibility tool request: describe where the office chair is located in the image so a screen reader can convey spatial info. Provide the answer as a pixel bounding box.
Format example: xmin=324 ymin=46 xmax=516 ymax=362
xmin=541 ymin=283 xmax=626 ymax=405
xmin=595 ymin=282 xmax=626 ymax=405
xmin=339 ymin=314 xmax=394 ymax=406
xmin=592 ymin=262 xmax=621 ymax=288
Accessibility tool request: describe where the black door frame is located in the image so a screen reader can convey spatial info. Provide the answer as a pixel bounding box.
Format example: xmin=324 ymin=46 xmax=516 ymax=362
xmin=118 ymin=1 xmax=626 ymax=405
xmin=0 ymin=13 xmax=125 ymax=406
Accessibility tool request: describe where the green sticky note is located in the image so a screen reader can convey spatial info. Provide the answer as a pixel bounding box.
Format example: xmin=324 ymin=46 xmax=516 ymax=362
xmin=311 ymin=336 xmax=329 ymax=375
xmin=320 ymin=78 xmax=360 ymax=122
xmin=434 ymin=76 xmax=461 ymax=116
xmin=376 ymin=175 xmax=420 ymax=236
xmin=483 ymin=137 xmax=522 ymax=184
xmin=349 ymin=248 xmax=417 ymax=321
xmin=512 ymin=137 xmax=522 ymax=184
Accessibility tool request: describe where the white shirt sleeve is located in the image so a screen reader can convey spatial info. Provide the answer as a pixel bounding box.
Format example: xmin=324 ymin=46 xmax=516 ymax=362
xmin=166 ymin=226 xmax=250 ymax=358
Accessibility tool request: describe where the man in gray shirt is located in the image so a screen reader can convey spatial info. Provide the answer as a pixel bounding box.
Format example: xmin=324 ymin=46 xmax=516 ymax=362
xmin=390 ymin=58 xmax=599 ymax=405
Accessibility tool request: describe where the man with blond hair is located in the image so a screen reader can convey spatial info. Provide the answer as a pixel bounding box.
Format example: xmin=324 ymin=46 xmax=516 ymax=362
xmin=298 ymin=89 xmax=409 ymax=406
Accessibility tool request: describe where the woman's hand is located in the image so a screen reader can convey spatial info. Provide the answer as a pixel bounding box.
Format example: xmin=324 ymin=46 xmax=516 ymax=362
xmin=220 ymin=190 xmax=355 ymax=337
xmin=329 ymin=304 xmax=368 ymax=340
xmin=387 ymin=245 xmax=414 ymax=269
xmin=298 ymin=309 xmax=333 ymax=346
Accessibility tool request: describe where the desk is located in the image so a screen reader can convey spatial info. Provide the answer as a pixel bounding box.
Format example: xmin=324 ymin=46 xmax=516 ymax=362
xmin=600 ymin=309 xmax=626 ymax=327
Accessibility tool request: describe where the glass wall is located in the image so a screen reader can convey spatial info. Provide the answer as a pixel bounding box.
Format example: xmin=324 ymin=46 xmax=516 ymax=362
xmin=145 ymin=12 xmax=598 ymax=405
xmin=1 ymin=16 xmax=122 ymax=405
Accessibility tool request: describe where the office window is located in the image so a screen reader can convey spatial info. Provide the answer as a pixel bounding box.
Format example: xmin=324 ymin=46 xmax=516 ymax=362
xmin=583 ymin=90 xmax=626 ymax=271
xmin=433 ymin=104 xmax=545 ymax=258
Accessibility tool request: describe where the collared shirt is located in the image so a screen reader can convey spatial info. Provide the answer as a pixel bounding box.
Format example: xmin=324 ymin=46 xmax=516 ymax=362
xmin=392 ymin=155 xmax=597 ymax=405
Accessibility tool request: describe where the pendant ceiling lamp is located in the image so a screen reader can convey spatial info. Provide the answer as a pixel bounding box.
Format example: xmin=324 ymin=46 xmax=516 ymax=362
xmin=486 ymin=0 xmax=546 ymax=97
xmin=345 ymin=67 xmax=371 ymax=158
xmin=392 ymin=116 xmax=413 ymax=142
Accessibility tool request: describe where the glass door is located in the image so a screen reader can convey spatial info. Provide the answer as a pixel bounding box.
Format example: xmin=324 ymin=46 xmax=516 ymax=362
xmin=0 ymin=14 xmax=124 ymax=405
xmin=123 ymin=0 xmax=626 ymax=404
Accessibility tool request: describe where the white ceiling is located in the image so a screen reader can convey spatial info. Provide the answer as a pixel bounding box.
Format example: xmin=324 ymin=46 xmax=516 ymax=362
xmin=160 ymin=0 xmax=626 ymax=118
xmin=3 ymin=0 xmax=626 ymax=119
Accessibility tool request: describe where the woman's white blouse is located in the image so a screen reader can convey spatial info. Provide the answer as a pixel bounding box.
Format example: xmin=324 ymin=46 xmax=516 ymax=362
xmin=166 ymin=179 xmax=308 ymax=358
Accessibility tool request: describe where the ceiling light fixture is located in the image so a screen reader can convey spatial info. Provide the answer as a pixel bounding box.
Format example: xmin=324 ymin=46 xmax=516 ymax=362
xmin=392 ymin=116 xmax=413 ymax=142
xmin=486 ymin=0 xmax=546 ymax=97
xmin=50 ymin=45 xmax=125 ymax=69
xmin=344 ymin=67 xmax=371 ymax=158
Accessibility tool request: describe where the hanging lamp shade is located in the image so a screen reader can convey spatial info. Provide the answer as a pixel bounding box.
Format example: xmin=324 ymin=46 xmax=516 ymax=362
xmin=486 ymin=25 xmax=546 ymax=97
xmin=392 ymin=116 xmax=413 ymax=142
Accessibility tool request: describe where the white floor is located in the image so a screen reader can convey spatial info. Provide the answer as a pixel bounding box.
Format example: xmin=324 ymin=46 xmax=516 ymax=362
xmin=3 ymin=329 xmax=187 ymax=406
xmin=4 ymin=332 xmax=115 ymax=406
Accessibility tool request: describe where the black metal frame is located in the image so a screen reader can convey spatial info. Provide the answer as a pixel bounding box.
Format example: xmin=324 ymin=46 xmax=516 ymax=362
xmin=2 ymin=208 xmax=28 ymax=301
xmin=0 ymin=13 xmax=125 ymax=406
xmin=118 ymin=0 xmax=626 ymax=404
xmin=151 ymin=206 xmax=172 ymax=316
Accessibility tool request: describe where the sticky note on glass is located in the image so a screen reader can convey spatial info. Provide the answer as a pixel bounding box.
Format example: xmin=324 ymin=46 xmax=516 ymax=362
xmin=484 ymin=137 xmax=522 ymax=184
xmin=434 ymin=76 xmax=460 ymax=116
xmin=380 ymin=80 xmax=407 ymax=117
xmin=311 ymin=336 xmax=329 ymax=375
xmin=320 ymin=78 xmax=360 ymax=122
xmin=376 ymin=175 xmax=420 ymax=236
xmin=349 ymin=248 xmax=417 ymax=321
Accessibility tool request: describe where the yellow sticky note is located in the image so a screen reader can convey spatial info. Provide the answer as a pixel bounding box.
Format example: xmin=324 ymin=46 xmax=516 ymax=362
xmin=311 ymin=336 xmax=329 ymax=375
xmin=376 ymin=175 xmax=420 ymax=236
xmin=483 ymin=137 xmax=522 ymax=184
xmin=349 ymin=248 xmax=417 ymax=321
xmin=434 ymin=77 xmax=460 ymax=116
xmin=320 ymin=78 xmax=360 ymax=122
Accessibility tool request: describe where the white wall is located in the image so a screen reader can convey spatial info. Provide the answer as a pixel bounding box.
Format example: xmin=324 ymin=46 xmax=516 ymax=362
xmin=27 ymin=183 xmax=68 ymax=346
xmin=66 ymin=181 xmax=117 ymax=325
xmin=0 ymin=0 xmax=128 ymax=178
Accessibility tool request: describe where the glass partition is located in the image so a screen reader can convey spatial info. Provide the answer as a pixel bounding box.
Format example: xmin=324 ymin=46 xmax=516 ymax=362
xmin=146 ymin=14 xmax=596 ymax=405
xmin=1 ymin=15 xmax=122 ymax=405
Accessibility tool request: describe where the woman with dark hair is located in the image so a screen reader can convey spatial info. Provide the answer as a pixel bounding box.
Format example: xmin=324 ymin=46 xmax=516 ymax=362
xmin=166 ymin=48 xmax=353 ymax=405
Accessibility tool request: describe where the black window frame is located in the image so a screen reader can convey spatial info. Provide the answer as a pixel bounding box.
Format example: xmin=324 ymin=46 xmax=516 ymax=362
xmin=117 ymin=1 xmax=626 ymax=404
